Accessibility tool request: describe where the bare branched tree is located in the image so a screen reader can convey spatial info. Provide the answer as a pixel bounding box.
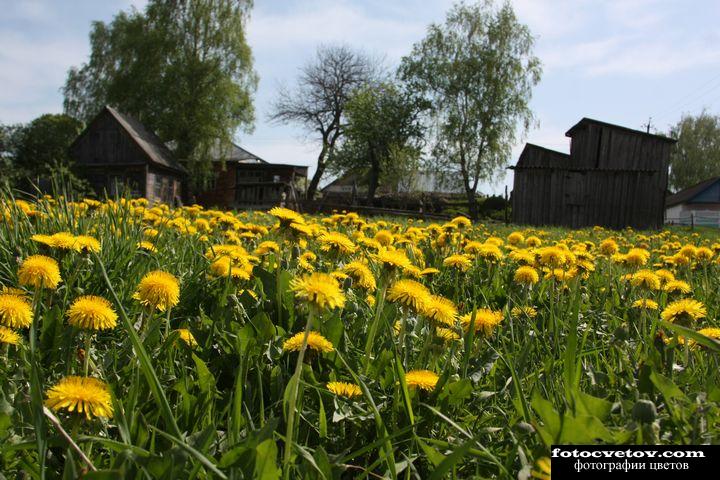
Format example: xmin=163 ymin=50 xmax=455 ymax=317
xmin=270 ymin=45 xmax=376 ymax=199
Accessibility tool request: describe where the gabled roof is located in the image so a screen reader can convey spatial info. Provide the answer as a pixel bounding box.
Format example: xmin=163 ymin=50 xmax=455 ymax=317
xmin=565 ymin=117 xmax=677 ymax=143
xmin=104 ymin=106 xmax=186 ymax=173
xmin=666 ymin=177 xmax=720 ymax=207
xmin=209 ymin=141 xmax=268 ymax=163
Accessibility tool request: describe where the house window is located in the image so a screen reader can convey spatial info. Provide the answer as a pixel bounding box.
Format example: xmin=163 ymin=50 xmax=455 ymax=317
xmin=273 ymin=175 xmax=280 ymax=183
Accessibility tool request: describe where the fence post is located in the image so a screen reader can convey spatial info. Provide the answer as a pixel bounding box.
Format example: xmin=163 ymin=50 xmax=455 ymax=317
xmin=691 ymin=212 xmax=695 ymax=230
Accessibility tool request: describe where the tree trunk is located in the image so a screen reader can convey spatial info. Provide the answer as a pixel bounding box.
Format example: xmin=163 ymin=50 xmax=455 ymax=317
xmin=306 ymin=143 xmax=328 ymax=200
xmin=306 ymin=163 xmax=325 ymax=200
xmin=465 ymin=187 xmax=479 ymax=220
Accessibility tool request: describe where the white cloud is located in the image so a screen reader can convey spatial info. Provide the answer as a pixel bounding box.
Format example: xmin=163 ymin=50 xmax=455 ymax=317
xmin=0 ymin=31 xmax=88 ymax=122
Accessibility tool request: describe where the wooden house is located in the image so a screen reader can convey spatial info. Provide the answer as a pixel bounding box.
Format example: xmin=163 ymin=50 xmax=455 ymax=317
xmin=665 ymin=177 xmax=720 ymax=226
xmin=195 ymin=143 xmax=308 ymax=210
xmin=511 ymin=118 xmax=676 ymax=229
xmin=69 ymin=106 xmax=186 ymax=205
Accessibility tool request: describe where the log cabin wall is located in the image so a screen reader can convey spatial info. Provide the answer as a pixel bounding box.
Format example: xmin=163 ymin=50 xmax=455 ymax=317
xmin=511 ymin=118 xmax=675 ymax=230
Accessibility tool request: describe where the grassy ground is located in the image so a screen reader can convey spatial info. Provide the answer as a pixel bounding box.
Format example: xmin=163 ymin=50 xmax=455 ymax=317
xmin=0 ymin=194 xmax=719 ymax=479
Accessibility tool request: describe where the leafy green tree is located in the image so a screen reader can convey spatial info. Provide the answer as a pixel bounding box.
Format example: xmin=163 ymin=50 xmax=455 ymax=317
xmin=1 ymin=114 xmax=87 ymax=192
xmin=0 ymin=123 xmax=23 ymax=187
xmin=399 ymin=0 xmax=541 ymax=218
xmin=270 ymin=45 xmax=376 ymax=199
xmin=63 ymin=0 xmax=257 ymax=188
xmin=330 ymin=82 xmax=426 ymax=202
xmin=668 ymin=111 xmax=720 ymax=192
xmin=14 ymin=114 xmax=83 ymax=176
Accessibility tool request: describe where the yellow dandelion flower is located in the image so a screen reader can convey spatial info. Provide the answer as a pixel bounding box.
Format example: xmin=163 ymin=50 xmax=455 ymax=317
xmin=599 ymin=239 xmax=619 ymax=255
xmin=525 ymin=236 xmax=542 ymax=247
xmin=343 ymin=261 xmax=377 ymax=291
xmin=664 ymin=280 xmax=691 ymax=294
xmin=661 ymin=299 xmax=706 ymax=325
xmin=405 ymin=370 xmax=439 ymax=391
xmin=327 ymin=381 xmax=362 ymax=398
xmin=283 ymin=331 xmax=334 ymax=353
xmin=514 ymin=266 xmax=540 ymax=286
xmin=44 ymin=376 xmax=113 ymax=419
xmin=176 ymin=328 xmax=198 ymax=348
xmin=477 ymin=244 xmax=504 ymax=262
xmin=0 ymin=294 xmax=33 ymax=329
xmin=0 ymin=326 xmax=21 ymax=345
xmin=374 ymin=230 xmax=394 ymax=246
xmin=387 ymin=279 xmax=431 ymax=312
xmin=450 ymin=216 xmax=471 ymax=228
xmin=18 ymin=255 xmax=62 ymax=289
xmin=133 ymin=270 xmax=180 ymax=312
xmin=625 ymin=248 xmax=650 ymax=267
xmin=419 ymin=267 xmax=440 ymax=276
xmin=507 ymin=232 xmax=525 ymax=245
xmin=75 ymin=235 xmax=101 ymax=253
xmin=138 ymin=241 xmax=157 ymax=252
xmin=630 ymin=270 xmax=661 ymax=290
xmin=254 ymin=241 xmax=281 ymax=256
xmin=319 ymin=231 xmax=357 ymax=255
xmin=443 ymin=254 xmax=472 ymax=271
xmin=421 ymin=295 xmax=458 ymax=326
xmin=372 ymin=248 xmax=413 ymax=271
xmin=435 ymin=327 xmax=461 ymax=342
xmin=510 ymin=306 xmax=538 ymax=318
xmin=290 ymin=272 xmax=346 ymax=310
xmin=268 ymin=207 xmax=305 ymax=226
xmin=67 ymin=295 xmax=118 ymax=331
xmin=531 ymin=457 xmax=551 ymax=480
xmin=298 ymin=251 xmax=317 ymax=271
xmin=536 ymin=247 xmax=566 ymax=267
xmin=460 ymin=309 xmax=503 ymax=335
xmin=632 ymin=299 xmax=659 ymax=310
xmin=655 ymin=269 xmax=675 ymax=284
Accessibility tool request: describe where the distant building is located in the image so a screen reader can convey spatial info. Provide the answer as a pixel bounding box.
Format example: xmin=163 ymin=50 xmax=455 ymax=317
xmin=196 ymin=143 xmax=308 ymax=210
xmin=69 ymin=106 xmax=307 ymax=209
xmin=665 ymin=177 xmax=720 ymax=226
xmin=323 ymin=169 xmax=463 ymax=198
xmin=69 ymin=106 xmax=186 ymax=205
xmin=511 ymin=117 xmax=676 ymax=229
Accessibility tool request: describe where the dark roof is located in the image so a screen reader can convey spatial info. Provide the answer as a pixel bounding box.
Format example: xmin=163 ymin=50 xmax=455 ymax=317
xmin=565 ymin=117 xmax=677 ymax=143
xmin=514 ymin=143 xmax=570 ymax=169
xmin=104 ymin=106 xmax=186 ymax=173
xmin=666 ymin=177 xmax=720 ymax=207
xmin=209 ymin=141 xmax=268 ymax=163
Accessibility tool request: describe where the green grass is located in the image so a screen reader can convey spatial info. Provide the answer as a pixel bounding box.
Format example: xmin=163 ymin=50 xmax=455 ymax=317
xmin=0 ymin=193 xmax=719 ymax=479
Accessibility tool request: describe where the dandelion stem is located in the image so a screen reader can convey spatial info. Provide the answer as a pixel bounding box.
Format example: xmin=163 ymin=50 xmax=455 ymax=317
xmin=83 ymin=333 xmax=92 ymax=377
xmin=282 ymin=308 xmax=315 ymax=479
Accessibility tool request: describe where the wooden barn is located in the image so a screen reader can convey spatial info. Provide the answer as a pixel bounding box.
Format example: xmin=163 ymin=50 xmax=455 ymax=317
xmin=69 ymin=106 xmax=186 ymax=205
xmin=511 ymin=118 xmax=676 ymax=229
xmin=195 ymin=143 xmax=308 ymax=210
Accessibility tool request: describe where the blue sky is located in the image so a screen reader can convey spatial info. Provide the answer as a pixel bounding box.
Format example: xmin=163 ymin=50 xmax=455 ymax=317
xmin=2 ymin=0 xmax=720 ymax=193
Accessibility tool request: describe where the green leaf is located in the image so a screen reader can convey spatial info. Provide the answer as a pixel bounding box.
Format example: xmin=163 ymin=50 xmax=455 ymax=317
xmin=559 ymin=413 xmax=614 ymax=443
xmin=650 ymin=370 xmax=686 ymax=402
xmin=254 ymin=439 xmax=281 ymax=480
xmin=661 ymin=321 xmax=720 ymax=353
xmin=428 ymin=440 xmax=473 ymax=480
xmin=530 ymin=390 xmax=561 ymax=446
xmin=574 ymin=391 xmax=613 ymax=421
xmin=418 ymin=439 xmax=445 ymax=467
xmin=192 ymin=353 xmax=216 ymax=394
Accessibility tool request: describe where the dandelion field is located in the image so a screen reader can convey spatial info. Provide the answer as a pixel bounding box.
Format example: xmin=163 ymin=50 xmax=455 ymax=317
xmin=1 ymin=194 xmax=720 ymax=479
